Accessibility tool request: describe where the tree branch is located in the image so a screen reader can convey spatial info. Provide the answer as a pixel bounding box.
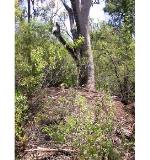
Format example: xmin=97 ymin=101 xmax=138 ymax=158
xmin=53 ymin=22 xmax=78 ymax=62
xmin=61 ymin=0 xmax=78 ymax=40
xmin=70 ymin=0 xmax=81 ymax=34
xmin=25 ymin=147 xmax=78 ymax=153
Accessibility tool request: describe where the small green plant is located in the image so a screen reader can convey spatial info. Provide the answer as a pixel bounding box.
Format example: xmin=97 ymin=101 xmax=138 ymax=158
xmin=68 ymin=36 xmax=85 ymax=49
xmin=15 ymin=91 xmax=28 ymax=142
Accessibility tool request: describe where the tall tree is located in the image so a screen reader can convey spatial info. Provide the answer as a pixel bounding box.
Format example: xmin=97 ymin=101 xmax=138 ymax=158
xmin=53 ymin=0 xmax=97 ymax=90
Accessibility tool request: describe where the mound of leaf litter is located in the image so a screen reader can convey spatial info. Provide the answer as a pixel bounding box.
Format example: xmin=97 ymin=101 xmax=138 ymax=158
xmin=16 ymin=87 xmax=134 ymax=160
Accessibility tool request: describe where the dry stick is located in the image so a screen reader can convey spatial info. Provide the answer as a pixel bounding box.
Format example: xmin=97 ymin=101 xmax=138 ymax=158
xmin=25 ymin=147 xmax=78 ymax=153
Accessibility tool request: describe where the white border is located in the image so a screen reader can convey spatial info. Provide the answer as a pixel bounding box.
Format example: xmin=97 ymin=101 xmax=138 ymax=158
xmin=135 ymin=0 xmax=150 ymax=159
xmin=0 ymin=0 xmax=15 ymax=159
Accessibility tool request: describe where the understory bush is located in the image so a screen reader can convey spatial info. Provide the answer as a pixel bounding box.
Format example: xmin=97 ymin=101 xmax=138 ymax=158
xmin=15 ymin=91 xmax=28 ymax=142
xmin=15 ymin=21 xmax=77 ymax=97
xmin=41 ymin=90 xmax=120 ymax=160
xmin=92 ymin=23 xmax=135 ymax=103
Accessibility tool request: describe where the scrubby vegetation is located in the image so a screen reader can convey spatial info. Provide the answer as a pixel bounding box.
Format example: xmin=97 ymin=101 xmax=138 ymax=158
xmin=15 ymin=0 xmax=135 ymax=159
xmin=41 ymin=91 xmax=116 ymax=160
xmin=92 ymin=23 xmax=135 ymax=103
xmin=16 ymin=88 xmax=134 ymax=160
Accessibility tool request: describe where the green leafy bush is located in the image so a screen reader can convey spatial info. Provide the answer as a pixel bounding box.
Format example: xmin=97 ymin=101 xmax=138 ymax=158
xmin=92 ymin=23 xmax=135 ymax=103
xmin=15 ymin=91 xmax=28 ymax=142
xmin=15 ymin=21 xmax=77 ymax=96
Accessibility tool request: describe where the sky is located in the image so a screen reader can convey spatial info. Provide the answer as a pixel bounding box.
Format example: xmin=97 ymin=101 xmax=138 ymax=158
xmin=90 ymin=1 xmax=106 ymax=22
xmin=59 ymin=1 xmax=108 ymax=34
xmin=55 ymin=0 xmax=106 ymax=21
xmin=21 ymin=0 xmax=108 ymax=26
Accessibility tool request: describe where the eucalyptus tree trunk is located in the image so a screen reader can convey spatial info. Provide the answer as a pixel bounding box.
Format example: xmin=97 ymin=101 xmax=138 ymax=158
xmin=53 ymin=0 xmax=95 ymax=90
xmin=27 ymin=0 xmax=36 ymax=74
xmin=27 ymin=0 xmax=31 ymax=23
xmin=77 ymin=0 xmax=95 ymax=90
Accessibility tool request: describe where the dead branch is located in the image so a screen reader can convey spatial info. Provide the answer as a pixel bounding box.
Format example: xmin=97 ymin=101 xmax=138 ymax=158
xmin=25 ymin=147 xmax=78 ymax=153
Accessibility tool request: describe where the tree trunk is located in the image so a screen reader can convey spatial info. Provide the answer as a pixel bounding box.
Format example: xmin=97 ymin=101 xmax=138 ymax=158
xmin=78 ymin=27 xmax=95 ymax=90
xmin=77 ymin=0 xmax=95 ymax=90
xmin=54 ymin=0 xmax=95 ymax=90
xmin=27 ymin=0 xmax=31 ymax=23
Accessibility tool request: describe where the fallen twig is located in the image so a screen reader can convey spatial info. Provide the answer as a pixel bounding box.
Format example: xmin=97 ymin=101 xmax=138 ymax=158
xmin=25 ymin=147 xmax=78 ymax=153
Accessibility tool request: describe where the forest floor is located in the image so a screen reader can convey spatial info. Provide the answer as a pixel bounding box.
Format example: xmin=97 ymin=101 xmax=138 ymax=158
xmin=16 ymin=87 xmax=135 ymax=160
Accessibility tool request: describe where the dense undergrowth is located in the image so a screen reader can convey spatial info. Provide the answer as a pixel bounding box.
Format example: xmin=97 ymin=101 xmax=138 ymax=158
xmin=15 ymin=91 xmax=29 ymax=143
xmin=40 ymin=91 xmax=117 ymax=159
xmin=15 ymin=88 xmax=134 ymax=160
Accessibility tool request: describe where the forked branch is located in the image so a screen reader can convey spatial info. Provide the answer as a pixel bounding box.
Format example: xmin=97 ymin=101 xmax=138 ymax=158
xmin=53 ymin=22 xmax=78 ymax=62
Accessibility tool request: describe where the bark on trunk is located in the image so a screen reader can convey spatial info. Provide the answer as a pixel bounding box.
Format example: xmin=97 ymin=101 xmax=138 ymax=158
xmin=54 ymin=0 xmax=95 ymax=90
xmin=78 ymin=0 xmax=95 ymax=90
xmin=27 ymin=0 xmax=31 ymax=23
xmin=78 ymin=32 xmax=95 ymax=90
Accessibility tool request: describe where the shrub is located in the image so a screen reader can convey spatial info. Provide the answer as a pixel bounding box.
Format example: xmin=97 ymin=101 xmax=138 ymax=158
xmin=15 ymin=21 xmax=77 ymax=96
xmin=15 ymin=91 xmax=28 ymax=142
xmin=92 ymin=23 xmax=135 ymax=103
xmin=41 ymin=90 xmax=120 ymax=160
